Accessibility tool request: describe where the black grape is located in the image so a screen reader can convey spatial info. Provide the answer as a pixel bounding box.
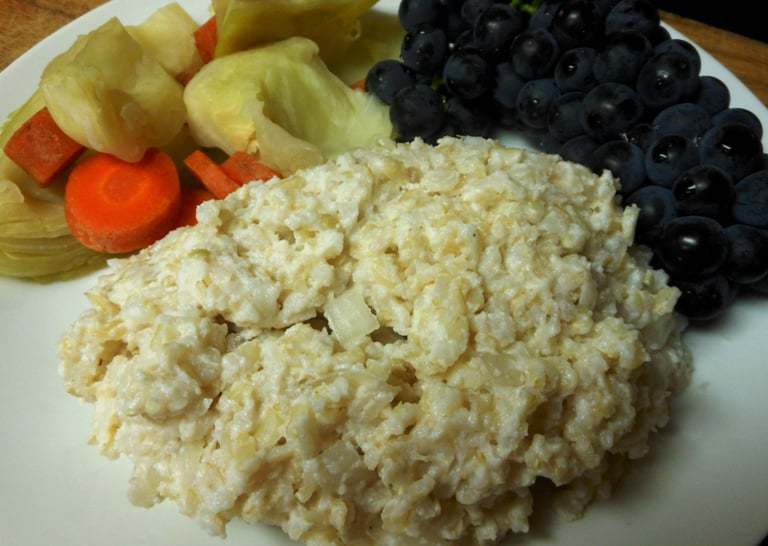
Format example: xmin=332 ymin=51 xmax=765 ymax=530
xmin=625 ymin=185 xmax=677 ymax=244
xmin=636 ymin=51 xmax=701 ymax=111
xmin=654 ymin=39 xmax=702 ymax=75
xmin=674 ymin=274 xmax=737 ymax=321
xmin=657 ymin=216 xmax=729 ymax=279
xmin=390 ymin=84 xmax=446 ymax=140
xmin=493 ymin=62 xmax=527 ymax=127
xmin=592 ymin=140 xmax=646 ymax=194
xmin=530 ymin=0 xmax=562 ymax=29
xmin=712 ymin=108 xmax=763 ymax=139
xmin=672 ymin=165 xmax=735 ymax=221
xmin=517 ymin=79 xmax=561 ymax=130
xmin=691 ymin=76 xmax=730 ymax=116
xmin=561 ymin=134 xmax=601 ymax=164
xmin=473 ymin=5 xmax=526 ymax=57
xmin=399 ymin=0 xmax=446 ymax=32
xmin=623 ymin=123 xmax=653 ymax=151
xmin=367 ymin=60 xmax=422 ymax=105
xmin=461 ymin=0 xmax=497 ymax=25
xmin=593 ymin=31 xmax=652 ymax=85
xmin=548 ymin=92 xmax=586 ymax=142
xmin=605 ymin=0 xmax=661 ymax=40
xmin=443 ymin=51 xmax=494 ymax=100
xmin=401 ymin=29 xmax=449 ymax=77
xmin=581 ymin=82 xmax=644 ymax=142
xmin=551 ymin=0 xmax=604 ymax=49
xmin=732 ymin=170 xmax=768 ymax=228
xmin=555 ymin=47 xmax=598 ymax=93
xmin=510 ymin=29 xmax=561 ymax=80
xmin=445 ymin=96 xmax=493 ymax=137
xmin=651 ymin=103 xmax=711 ymax=141
xmin=699 ymin=124 xmax=764 ymax=182
xmin=646 ymin=134 xmax=699 ymax=187
xmin=723 ymin=225 xmax=768 ymax=285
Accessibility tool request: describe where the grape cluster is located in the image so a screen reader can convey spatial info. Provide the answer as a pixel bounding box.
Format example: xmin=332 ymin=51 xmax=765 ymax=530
xmin=367 ymin=0 xmax=768 ymax=322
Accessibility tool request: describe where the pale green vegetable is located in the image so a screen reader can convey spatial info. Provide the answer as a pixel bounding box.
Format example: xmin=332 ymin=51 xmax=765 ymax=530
xmin=0 ymin=181 xmax=69 ymax=238
xmin=40 ymin=18 xmax=186 ymax=163
xmin=213 ymin=0 xmax=228 ymax=14
xmin=184 ymin=37 xmax=392 ymax=175
xmin=0 ymin=245 xmax=103 ymax=280
xmin=0 ymin=180 xmax=102 ymax=279
xmin=329 ymin=10 xmax=404 ymax=85
xmin=214 ymin=0 xmax=376 ymax=64
xmin=127 ymin=3 xmax=203 ymax=80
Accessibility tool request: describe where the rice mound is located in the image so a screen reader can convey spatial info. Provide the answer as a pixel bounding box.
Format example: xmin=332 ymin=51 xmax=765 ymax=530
xmin=60 ymin=137 xmax=691 ymax=545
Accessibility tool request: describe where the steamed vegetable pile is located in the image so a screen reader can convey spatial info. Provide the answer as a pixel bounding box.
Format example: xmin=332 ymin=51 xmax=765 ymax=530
xmin=0 ymin=1 xmax=402 ymax=280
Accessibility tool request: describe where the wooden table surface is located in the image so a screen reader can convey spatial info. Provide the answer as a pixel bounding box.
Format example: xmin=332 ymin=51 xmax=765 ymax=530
xmin=0 ymin=1 xmax=767 ymax=106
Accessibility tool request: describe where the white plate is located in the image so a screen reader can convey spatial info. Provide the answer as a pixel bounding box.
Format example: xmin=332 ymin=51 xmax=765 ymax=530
xmin=0 ymin=2 xmax=767 ymax=545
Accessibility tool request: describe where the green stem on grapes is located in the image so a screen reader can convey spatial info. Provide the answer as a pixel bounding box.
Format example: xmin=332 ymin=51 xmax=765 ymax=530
xmin=509 ymin=0 xmax=544 ymax=15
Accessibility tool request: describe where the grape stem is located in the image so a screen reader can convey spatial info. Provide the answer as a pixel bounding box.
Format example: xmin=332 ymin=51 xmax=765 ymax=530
xmin=509 ymin=0 xmax=544 ymax=15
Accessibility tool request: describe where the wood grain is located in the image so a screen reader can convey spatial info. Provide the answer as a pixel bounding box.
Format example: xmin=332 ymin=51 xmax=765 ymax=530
xmin=0 ymin=1 xmax=766 ymax=106
xmin=0 ymin=0 xmax=98 ymax=71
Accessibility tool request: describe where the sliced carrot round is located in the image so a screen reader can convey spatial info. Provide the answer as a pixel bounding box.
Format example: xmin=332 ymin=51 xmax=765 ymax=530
xmin=175 ymin=187 xmax=215 ymax=228
xmin=65 ymin=149 xmax=181 ymax=254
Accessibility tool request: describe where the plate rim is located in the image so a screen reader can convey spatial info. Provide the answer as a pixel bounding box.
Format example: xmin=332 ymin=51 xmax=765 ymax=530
xmin=0 ymin=1 xmax=767 ymax=546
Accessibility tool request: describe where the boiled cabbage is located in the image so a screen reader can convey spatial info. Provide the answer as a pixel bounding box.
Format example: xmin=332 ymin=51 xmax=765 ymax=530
xmin=0 ymin=245 xmax=102 ymax=280
xmin=127 ymin=3 xmax=203 ymax=81
xmin=214 ymin=0 xmax=376 ymax=64
xmin=0 ymin=180 xmax=102 ymax=279
xmin=184 ymin=37 xmax=392 ymax=175
xmin=40 ymin=18 xmax=186 ymax=163
xmin=329 ymin=10 xmax=404 ymax=85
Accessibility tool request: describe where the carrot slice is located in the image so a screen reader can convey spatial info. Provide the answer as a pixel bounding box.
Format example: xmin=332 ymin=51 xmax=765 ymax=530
xmin=176 ymin=187 xmax=215 ymax=228
xmin=194 ymin=16 xmax=218 ymax=64
xmin=3 ymin=108 xmax=85 ymax=187
xmin=351 ymin=79 xmax=367 ymax=92
xmin=65 ymin=150 xmax=181 ymax=254
xmin=184 ymin=150 xmax=241 ymax=199
xmin=221 ymin=151 xmax=281 ymax=185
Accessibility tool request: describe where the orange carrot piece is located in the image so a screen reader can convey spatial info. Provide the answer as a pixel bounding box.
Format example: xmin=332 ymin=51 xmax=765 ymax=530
xmin=183 ymin=150 xmax=240 ymax=199
xmin=221 ymin=151 xmax=281 ymax=185
xmin=3 ymin=108 xmax=85 ymax=187
xmin=176 ymin=187 xmax=215 ymax=228
xmin=351 ymin=79 xmax=367 ymax=92
xmin=65 ymin=150 xmax=181 ymax=254
xmin=194 ymin=16 xmax=218 ymax=64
